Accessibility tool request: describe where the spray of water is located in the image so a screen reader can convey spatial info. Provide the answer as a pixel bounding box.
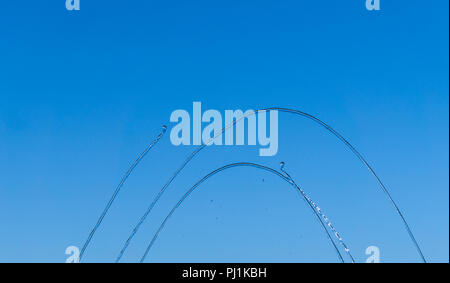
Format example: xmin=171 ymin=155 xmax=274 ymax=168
xmin=115 ymin=108 xmax=425 ymax=263
xmin=79 ymin=125 xmax=167 ymax=261
xmin=280 ymin=162 xmax=355 ymax=262
xmin=137 ymin=162 xmax=347 ymax=263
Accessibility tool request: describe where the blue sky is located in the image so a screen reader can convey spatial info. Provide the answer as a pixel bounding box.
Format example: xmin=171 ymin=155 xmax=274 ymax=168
xmin=0 ymin=1 xmax=448 ymax=262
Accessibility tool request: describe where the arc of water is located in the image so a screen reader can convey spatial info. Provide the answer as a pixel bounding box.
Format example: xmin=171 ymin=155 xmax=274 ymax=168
xmin=79 ymin=126 xmax=167 ymax=261
xmin=137 ymin=162 xmax=347 ymax=263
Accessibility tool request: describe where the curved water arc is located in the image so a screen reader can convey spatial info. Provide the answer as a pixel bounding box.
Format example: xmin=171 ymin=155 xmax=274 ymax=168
xmin=137 ymin=162 xmax=348 ymax=263
xmin=80 ymin=125 xmax=167 ymax=260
